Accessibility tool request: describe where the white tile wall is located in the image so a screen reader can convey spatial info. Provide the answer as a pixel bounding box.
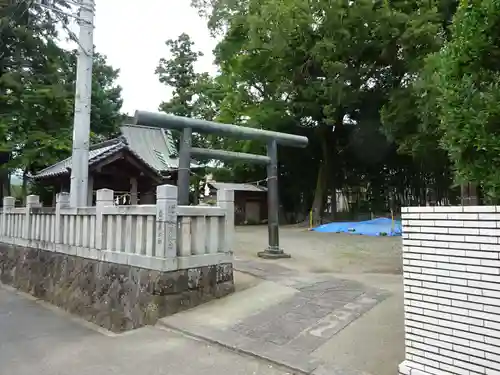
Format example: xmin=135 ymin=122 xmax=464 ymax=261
xmin=400 ymin=206 xmax=500 ymax=375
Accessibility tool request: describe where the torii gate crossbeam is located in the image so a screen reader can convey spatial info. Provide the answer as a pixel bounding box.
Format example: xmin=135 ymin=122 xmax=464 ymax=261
xmin=134 ymin=110 xmax=308 ymax=259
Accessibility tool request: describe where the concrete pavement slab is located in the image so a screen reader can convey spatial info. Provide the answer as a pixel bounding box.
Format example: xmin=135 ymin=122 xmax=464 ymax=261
xmin=310 ymin=280 xmax=404 ymax=375
xmin=161 ymin=258 xmax=390 ymax=374
xmin=0 ymin=287 xmax=298 ymax=375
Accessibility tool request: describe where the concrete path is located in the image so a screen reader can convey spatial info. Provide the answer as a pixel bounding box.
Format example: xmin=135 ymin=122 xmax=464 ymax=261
xmin=160 ymin=259 xmax=400 ymax=375
xmin=0 ymin=287 xmax=294 ymax=375
xmin=228 ymin=226 xmax=405 ymax=374
xmin=1 ymin=227 xmax=404 ymax=375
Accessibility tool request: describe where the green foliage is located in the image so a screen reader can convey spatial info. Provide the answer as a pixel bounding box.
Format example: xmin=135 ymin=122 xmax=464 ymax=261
xmin=156 ymin=33 xmax=219 ymax=150
xmin=423 ymin=0 xmax=500 ymax=198
xmin=65 ymin=51 xmax=124 ymax=141
xmin=192 ymin=0 xmax=461 ymax=218
xmin=156 ymin=33 xmax=204 ymax=118
xmin=160 ymin=0 xmax=470 ymax=219
xmin=0 ymin=0 xmax=123 ymax=184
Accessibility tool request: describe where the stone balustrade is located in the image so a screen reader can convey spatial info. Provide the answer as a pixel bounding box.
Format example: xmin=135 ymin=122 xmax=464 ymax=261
xmin=0 ymin=184 xmax=235 ymax=332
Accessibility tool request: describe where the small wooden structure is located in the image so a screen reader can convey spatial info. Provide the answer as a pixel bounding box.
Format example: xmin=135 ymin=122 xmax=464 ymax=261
xmin=33 ymin=125 xmax=180 ymax=205
xmin=204 ymin=182 xmax=267 ymax=225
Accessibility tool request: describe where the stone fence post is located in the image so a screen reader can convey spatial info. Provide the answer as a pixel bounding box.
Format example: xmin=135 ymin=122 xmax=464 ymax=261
xmin=95 ymin=189 xmax=114 ymax=250
xmin=24 ymin=195 xmax=40 ymax=240
xmin=2 ymin=196 xmax=15 ymax=237
xmin=156 ymin=184 xmax=177 ymax=258
xmin=217 ymin=189 xmax=234 ymax=253
xmin=55 ymin=192 xmax=70 ymax=244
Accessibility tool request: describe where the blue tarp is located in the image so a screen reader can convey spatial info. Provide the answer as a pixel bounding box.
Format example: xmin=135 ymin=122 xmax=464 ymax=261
xmin=312 ymin=217 xmax=402 ymax=237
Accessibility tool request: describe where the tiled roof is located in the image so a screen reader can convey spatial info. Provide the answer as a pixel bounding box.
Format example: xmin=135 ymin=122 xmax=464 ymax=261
xmin=120 ymin=124 xmax=179 ymax=170
xmin=34 ymin=140 xmax=126 ymax=179
xmin=209 ymin=182 xmax=268 ymax=192
xmin=34 ymin=125 xmax=179 ymax=179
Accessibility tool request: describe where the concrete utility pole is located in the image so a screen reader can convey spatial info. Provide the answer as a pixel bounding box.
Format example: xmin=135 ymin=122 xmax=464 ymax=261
xmin=69 ymin=0 xmax=95 ymax=207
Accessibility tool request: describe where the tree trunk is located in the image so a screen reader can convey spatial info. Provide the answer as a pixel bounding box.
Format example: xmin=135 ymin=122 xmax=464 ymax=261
xmin=330 ymin=186 xmax=337 ymax=216
xmin=21 ymin=168 xmax=29 ymax=204
xmin=461 ymin=182 xmax=478 ymax=205
xmin=310 ymin=134 xmax=330 ymax=226
xmin=6 ymin=171 xmax=10 ymax=197
xmin=0 ymin=169 xmax=8 ymax=205
xmin=193 ymin=180 xmax=200 ymax=205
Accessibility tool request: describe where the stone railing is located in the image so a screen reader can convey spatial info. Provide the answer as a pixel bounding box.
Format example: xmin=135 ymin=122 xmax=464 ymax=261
xmin=400 ymin=206 xmax=500 ymax=375
xmin=0 ymin=184 xmax=235 ymax=332
xmin=0 ymin=184 xmax=234 ymax=271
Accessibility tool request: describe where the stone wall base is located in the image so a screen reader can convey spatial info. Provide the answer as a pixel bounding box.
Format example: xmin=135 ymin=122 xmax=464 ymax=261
xmin=0 ymin=243 xmax=234 ymax=332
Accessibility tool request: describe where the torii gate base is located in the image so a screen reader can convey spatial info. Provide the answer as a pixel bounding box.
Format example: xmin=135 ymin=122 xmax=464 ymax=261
xmin=258 ymin=250 xmax=291 ymax=259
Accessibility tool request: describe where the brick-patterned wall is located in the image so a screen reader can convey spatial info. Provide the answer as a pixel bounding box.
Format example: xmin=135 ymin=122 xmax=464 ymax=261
xmin=400 ymin=206 xmax=500 ymax=375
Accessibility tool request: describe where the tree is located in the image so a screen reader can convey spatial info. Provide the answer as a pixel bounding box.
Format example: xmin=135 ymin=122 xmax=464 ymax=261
xmin=380 ymin=0 xmax=460 ymax=204
xmin=156 ymin=33 xmax=204 ymax=118
xmin=63 ymin=51 xmax=124 ymax=141
xmin=0 ymin=0 xmax=73 ymax=197
xmin=418 ymin=0 xmax=500 ymax=199
xmin=156 ymin=33 xmax=223 ymax=201
xmin=191 ymin=0 xmax=459 ymax=222
xmin=156 ymin=33 xmax=220 ymax=150
xmin=0 ymin=1 xmax=124 ymax=197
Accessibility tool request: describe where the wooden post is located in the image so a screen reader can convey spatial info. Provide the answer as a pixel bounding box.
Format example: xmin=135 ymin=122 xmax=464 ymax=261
xmin=55 ymin=192 xmax=70 ymax=244
xmin=217 ymin=189 xmax=234 ymax=253
xmin=2 ymin=196 xmax=15 ymax=237
xmin=96 ymin=188 xmax=114 ymax=250
xmin=156 ymin=184 xmax=177 ymax=258
xmin=130 ymin=176 xmax=138 ymax=205
xmin=24 ymin=195 xmax=40 ymax=240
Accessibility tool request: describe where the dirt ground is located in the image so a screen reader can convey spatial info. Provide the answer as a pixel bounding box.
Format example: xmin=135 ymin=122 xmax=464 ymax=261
xmin=233 ymin=225 xmax=403 ymax=275
xmin=232 ymin=225 xmax=405 ymax=375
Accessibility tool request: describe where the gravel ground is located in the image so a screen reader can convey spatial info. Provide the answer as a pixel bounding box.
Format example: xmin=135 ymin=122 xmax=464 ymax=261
xmin=233 ymin=225 xmax=402 ymax=275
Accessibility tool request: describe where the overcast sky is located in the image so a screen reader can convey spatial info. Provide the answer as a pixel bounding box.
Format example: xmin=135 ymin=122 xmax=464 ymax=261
xmin=66 ymin=0 xmax=218 ymax=115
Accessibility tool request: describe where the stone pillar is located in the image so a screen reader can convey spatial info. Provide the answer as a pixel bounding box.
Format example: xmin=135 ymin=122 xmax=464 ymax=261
xmin=95 ymin=188 xmax=114 ymax=250
xmin=217 ymin=189 xmax=234 ymax=253
xmin=130 ymin=176 xmax=138 ymax=205
xmin=156 ymin=184 xmax=177 ymax=258
xmin=2 ymin=196 xmax=15 ymax=237
xmin=55 ymin=192 xmax=70 ymax=244
xmin=24 ymin=195 xmax=40 ymax=240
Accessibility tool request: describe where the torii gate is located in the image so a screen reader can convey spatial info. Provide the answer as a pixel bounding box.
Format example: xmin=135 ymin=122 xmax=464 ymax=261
xmin=134 ymin=110 xmax=308 ymax=259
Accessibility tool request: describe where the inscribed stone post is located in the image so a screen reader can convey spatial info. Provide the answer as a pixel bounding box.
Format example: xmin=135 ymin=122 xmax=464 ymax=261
xmin=55 ymin=193 xmax=70 ymax=244
xmin=95 ymin=189 xmax=114 ymax=250
xmin=24 ymin=195 xmax=40 ymax=240
xmin=156 ymin=184 xmax=177 ymax=258
xmin=217 ymin=189 xmax=234 ymax=253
